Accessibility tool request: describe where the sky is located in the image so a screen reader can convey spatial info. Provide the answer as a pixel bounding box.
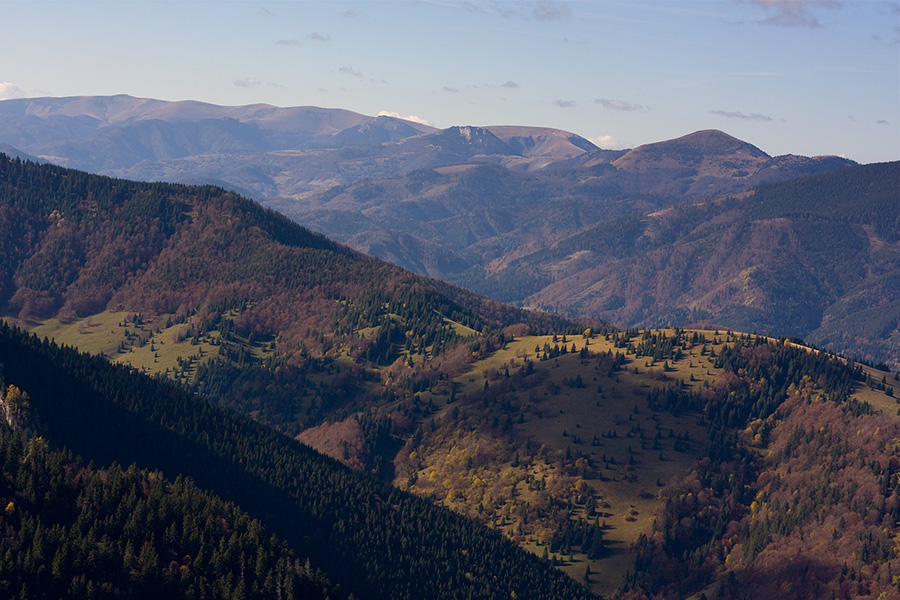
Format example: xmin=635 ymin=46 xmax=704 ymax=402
xmin=0 ymin=0 xmax=898 ymax=164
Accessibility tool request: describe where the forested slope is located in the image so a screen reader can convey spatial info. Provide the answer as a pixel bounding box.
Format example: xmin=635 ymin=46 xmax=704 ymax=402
xmin=493 ymin=161 xmax=900 ymax=369
xmin=0 ymin=322 xmax=596 ymax=600
xmin=0 ymin=152 xmax=570 ymax=440
xmin=619 ymin=339 xmax=900 ymax=599
xmin=0 ymin=419 xmax=331 ymax=600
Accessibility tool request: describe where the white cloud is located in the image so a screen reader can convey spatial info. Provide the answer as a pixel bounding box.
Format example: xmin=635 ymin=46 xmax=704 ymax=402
xmin=234 ymin=78 xmax=262 ymax=88
xmin=553 ymin=99 xmax=576 ymax=108
xmin=500 ymin=80 xmax=520 ymax=89
xmin=378 ymin=110 xmax=433 ymax=126
xmin=0 ymin=82 xmax=25 ymax=100
xmin=589 ymin=135 xmax=629 ymax=150
xmin=595 ymin=98 xmax=650 ymax=112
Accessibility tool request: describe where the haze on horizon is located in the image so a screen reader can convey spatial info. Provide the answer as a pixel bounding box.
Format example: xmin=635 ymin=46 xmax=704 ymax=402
xmin=0 ymin=0 xmax=898 ymax=164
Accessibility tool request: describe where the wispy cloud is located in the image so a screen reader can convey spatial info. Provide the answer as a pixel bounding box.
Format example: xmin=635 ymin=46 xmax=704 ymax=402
xmin=0 ymin=82 xmax=25 ymax=100
xmin=378 ymin=110 xmax=433 ymax=126
xmin=467 ymin=1 xmax=571 ymax=21
xmin=277 ymin=33 xmax=329 ymax=46
xmin=744 ymin=0 xmax=839 ymax=28
xmin=533 ymin=1 xmax=571 ymax=21
xmin=554 ymin=99 xmax=576 ymax=108
xmin=342 ymin=8 xmax=367 ymax=20
xmin=870 ymin=3 xmax=900 ymax=44
xmin=443 ymin=86 xmax=460 ymax=93
xmin=710 ymin=109 xmax=774 ymax=121
xmin=466 ymin=80 xmax=521 ymax=90
xmin=595 ymin=98 xmax=650 ymax=112
xmin=877 ymin=119 xmax=890 ymax=125
xmin=234 ymin=78 xmax=262 ymax=88
xmin=258 ymin=7 xmax=276 ymax=17
xmin=589 ymin=134 xmax=629 ymax=150
xmin=339 ymin=66 xmax=363 ymax=78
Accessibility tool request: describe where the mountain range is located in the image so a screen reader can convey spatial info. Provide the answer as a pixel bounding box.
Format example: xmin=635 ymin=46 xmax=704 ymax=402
xmin=0 ymin=95 xmax=850 ymax=200
xmin=0 ymin=94 xmax=591 ymax=197
xmin=3 ymin=94 xmax=896 ymax=369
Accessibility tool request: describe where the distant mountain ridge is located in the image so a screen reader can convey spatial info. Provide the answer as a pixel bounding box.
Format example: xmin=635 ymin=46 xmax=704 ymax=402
xmin=0 ymin=97 xmax=856 ymax=275
xmin=0 ymin=95 xmax=599 ymax=197
xmin=0 ymin=96 xmax=853 ymax=202
xmin=278 ymin=129 xmax=856 ymax=284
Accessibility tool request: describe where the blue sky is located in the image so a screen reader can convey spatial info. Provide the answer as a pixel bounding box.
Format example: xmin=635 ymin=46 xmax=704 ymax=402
xmin=1 ymin=0 xmax=897 ymax=163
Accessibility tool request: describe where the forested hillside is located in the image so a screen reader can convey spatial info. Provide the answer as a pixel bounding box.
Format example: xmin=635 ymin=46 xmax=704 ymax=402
xmin=0 ymin=419 xmax=332 ymax=600
xmin=0 ymin=153 xmax=568 ymax=441
xmin=0 ymin=322 xmax=595 ymax=600
xmin=620 ymin=339 xmax=900 ymax=599
xmin=488 ymin=161 xmax=900 ymax=369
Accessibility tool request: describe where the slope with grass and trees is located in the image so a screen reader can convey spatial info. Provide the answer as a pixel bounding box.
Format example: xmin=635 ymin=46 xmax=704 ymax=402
xmin=0 ymin=321 xmax=596 ymax=600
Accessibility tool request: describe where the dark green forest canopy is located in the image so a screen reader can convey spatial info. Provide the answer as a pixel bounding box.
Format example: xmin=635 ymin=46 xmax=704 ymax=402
xmin=0 ymin=424 xmax=333 ymax=600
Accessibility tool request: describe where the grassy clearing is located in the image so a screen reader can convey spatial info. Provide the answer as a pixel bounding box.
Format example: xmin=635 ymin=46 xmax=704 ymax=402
xmin=425 ymin=329 xmax=735 ymax=596
xmin=4 ymin=310 xmax=129 ymax=358
xmin=3 ymin=309 xmax=274 ymax=384
xmin=853 ymin=363 xmax=900 ymax=418
xmin=442 ymin=315 xmax=479 ymax=338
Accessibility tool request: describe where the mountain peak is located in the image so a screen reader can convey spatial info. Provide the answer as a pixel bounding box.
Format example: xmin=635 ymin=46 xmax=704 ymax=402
xmin=612 ymin=129 xmax=769 ymax=173
xmin=604 ymin=129 xmax=855 ymax=197
xmin=627 ymin=129 xmax=769 ymax=160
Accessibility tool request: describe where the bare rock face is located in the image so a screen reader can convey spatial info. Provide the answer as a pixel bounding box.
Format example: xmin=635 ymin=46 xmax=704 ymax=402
xmin=0 ymin=383 xmax=33 ymax=433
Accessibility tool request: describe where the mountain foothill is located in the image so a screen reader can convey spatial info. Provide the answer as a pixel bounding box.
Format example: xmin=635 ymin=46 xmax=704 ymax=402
xmin=0 ymin=95 xmax=898 ymax=600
